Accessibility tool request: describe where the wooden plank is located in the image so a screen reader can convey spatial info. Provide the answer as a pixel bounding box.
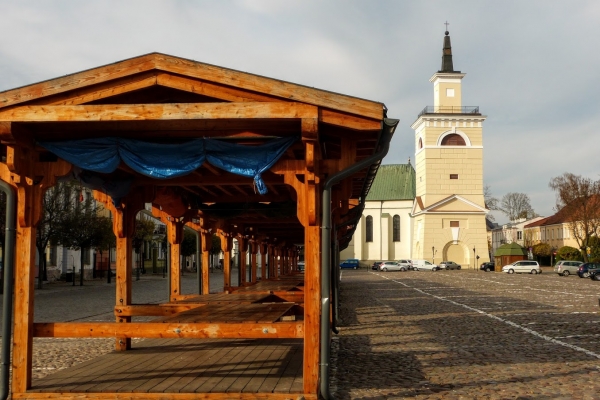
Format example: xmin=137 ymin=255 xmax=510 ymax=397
xmin=207 ymin=346 xmax=255 ymax=393
xmin=0 ymin=54 xmax=158 ymax=109
xmin=34 ymin=72 xmax=158 ymax=106
xmin=148 ymin=340 xmax=232 ymax=393
xmin=15 ymin=392 xmax=315 ymax=399
xmin=115 ymin=304 xmax=201 ymax=317
xmin=0 ymin=102 xmax=319 ymax=122
xmin=33 ymin=322 xmax=304 ymax=339
xmin=274 ymin=346 xmax=304 ymax=393
xmin=157 ymin=73 xmax=280 ymax=103
xmin=235 ymin=345 xmax=277 ymax=393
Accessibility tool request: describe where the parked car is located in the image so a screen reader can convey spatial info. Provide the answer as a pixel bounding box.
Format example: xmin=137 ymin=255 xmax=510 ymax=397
xmin=371 ymin=261 xmax=382 ymax=270
xmin=340 ymin=258 xmax=360 ymax=269
xmin=480 ymin=262 xmax=495 ymax=272
xmin=502 ymin=260 xmax=541 ymax=274
xmin=553 ymin=260 xmax=583 ymax=276
xmin=378 ymin=261 xmax=407 ymax=272
xmin=397 ymin=259 xmax=414 ymax=270
xmin=439 ymin=261 xmax=461 ymax=270
xmin=412 ymin=259 xmax=439 ymax=271
xmin=577 ymin=262 xmax=600 ymax=278
xmin=589 ymin=269 xmax=600 ymax=281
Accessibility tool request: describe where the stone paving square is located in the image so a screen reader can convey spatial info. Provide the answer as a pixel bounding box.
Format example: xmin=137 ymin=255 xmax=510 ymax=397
xmin=331 ymin=269 xmax=600 ymax=400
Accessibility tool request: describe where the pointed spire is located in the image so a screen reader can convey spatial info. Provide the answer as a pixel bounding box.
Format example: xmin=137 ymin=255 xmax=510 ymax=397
xmin=439 ymin=29 xmax=460 ymax=73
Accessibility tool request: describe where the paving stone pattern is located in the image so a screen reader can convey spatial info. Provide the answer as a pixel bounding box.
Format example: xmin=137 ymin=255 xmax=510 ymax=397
xmin=331 ymin=269 xmax=600 ymax=399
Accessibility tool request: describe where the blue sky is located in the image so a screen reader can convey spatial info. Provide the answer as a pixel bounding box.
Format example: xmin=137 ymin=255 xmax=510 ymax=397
xmin=1 ymin=1 xmax=599 ymax=224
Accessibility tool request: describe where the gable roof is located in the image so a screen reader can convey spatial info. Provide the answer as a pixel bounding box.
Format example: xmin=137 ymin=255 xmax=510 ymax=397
xmin=366 ymin=164 xmax=415 ymax=201
xmin=411 ymin=194 xmax=488 ymax=216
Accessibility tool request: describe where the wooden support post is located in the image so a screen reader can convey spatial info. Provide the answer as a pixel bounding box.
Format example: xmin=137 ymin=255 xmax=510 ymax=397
xmin=260 ymin=243 xmax=268 ymax=281
xmin=200 ymin=231 xmax=211 ymax=294
xmin=239 ymin=237 xmax=247 ymax=285
xmin=303 ymin=225 xmax=321 ymax=394
xmin=12 ymin=223 xmax=36 ymax=392
xmin=115 ymin=233 xmax=132 ymax=351
xmin=273 ymin=247 xmax=279 ymax=279
xmin=167 ymin=219 xmax=184 ymax=301
xmin=250 ymin=241 xmax=258 ymax=283
xmin=219 ymin=232 xmax=232 ymax=291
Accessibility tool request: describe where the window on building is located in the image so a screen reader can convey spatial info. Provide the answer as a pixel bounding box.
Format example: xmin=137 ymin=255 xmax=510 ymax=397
xmin=517 ymin=231 xmax=522 ymax=240
xmin=418 ymin=137 xmax=423 ymax=149
xmin=450 ymin=174 xmax=459 ymax=179
xmin=450 ymin=221 xmax=459 ymax=227
xmin=393 ymin=215 xmax=400 ymax=242
xmin=366 ymin=216 xmax=373 ymax=243
xmin=441 ymin=134 xmax=466 ymax=146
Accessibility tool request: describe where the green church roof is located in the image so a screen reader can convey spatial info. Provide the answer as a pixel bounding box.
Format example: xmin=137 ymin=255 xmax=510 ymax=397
xmin=366 ymin=164 xmax=416 ymax=201
xmin=494 ymin=243 xmax=527 ymax=257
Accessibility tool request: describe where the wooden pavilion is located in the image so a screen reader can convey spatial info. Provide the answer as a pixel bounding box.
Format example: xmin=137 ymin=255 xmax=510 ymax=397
xmin=0 ymin=53 xmax=396 ymax=399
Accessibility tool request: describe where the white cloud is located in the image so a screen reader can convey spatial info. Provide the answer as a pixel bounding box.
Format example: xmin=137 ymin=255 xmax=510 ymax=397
xmin=0 ymin=0 xmax=599 ymax=225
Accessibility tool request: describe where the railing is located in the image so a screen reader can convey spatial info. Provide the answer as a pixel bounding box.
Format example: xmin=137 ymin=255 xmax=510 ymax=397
xmin=418 ymin=106 xmax=480 ymax=117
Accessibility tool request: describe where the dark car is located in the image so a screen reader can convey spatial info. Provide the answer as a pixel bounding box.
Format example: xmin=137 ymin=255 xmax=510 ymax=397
xmin=577 ymin=262 xmax=600 ymax=278
xmin=589 ymin=269 xmax=600 ymax=281
xmin=480 ymin=262 xmax=495 ymax=272
xmin=340 ymin=259 xmax=360 ymax=269
xmin=372 ymin=261 xmax=382 ymax=270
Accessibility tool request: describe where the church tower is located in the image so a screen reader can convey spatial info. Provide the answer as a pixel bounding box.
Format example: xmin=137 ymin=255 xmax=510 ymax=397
xmin=410 ymin=29 xmax=490 ymax=268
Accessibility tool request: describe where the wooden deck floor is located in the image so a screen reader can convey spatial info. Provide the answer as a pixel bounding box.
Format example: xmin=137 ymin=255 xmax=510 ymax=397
xmin=31 ymin=337 xmax=304 ymax=395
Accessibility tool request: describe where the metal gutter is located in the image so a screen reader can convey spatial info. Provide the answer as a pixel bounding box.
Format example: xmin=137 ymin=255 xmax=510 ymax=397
xmin=319 ymin=118 xmax=398 ymax=399
xmin=0 ymin=181 xmax=16 ymax=400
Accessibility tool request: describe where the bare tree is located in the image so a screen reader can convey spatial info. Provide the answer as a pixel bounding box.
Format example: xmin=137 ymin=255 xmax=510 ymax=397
xmin=549 ymin=173 xmax=600 ymax=262
xmin=484 ymin=184 xmax=499 ymax=211
xmin=499 ymin=192 xmax=536 ymax=221
xmin=36 ymin=181 xmax=73 ymax=288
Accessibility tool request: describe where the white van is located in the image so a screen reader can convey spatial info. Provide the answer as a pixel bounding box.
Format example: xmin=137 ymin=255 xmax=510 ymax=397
xmin=412 ymin=259 xmax=439 ymax=271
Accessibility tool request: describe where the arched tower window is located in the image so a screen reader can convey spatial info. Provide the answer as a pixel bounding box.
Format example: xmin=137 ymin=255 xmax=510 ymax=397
xmin=418 ymin=137 xmax=423 ymax=149
xmin=366 ymin=216 xmax=373 ymax=242
xmin=393 ymin=215 xmax=400 ymax=242
xmin=441 ymin=133 xmax=466 ymax=146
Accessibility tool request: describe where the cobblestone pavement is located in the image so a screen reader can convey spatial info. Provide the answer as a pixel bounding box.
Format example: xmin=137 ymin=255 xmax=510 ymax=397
xmin=0 ymin=269 xmax=236 ymax=381
xmin=330 ymin=268 xmax=600 ymax=400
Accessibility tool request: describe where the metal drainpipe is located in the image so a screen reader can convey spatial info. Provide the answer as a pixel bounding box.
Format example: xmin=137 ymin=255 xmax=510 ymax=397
xmin=0 ymin=181 xmax=16 ymax=400
xmin=319 ymin=118 xmax=398 ymax=399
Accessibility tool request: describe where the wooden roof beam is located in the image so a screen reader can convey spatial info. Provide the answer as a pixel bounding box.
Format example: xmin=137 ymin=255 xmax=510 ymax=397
xmin=0 ymin=102 xmax=318 ymax=122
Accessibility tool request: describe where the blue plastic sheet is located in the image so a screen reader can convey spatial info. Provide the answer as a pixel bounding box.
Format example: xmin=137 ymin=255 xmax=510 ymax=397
xmin=38 ymin=136 xmax=298 ymax=195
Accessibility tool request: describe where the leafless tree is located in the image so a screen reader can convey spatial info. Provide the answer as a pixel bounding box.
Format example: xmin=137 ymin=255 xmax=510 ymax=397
xmin=499 ymin=192 xmax=536 ymax=221
xmin=549 ymin=173 xmax=600 ymax=262
xmin=484 ymin=184 xmax=499 ymax=211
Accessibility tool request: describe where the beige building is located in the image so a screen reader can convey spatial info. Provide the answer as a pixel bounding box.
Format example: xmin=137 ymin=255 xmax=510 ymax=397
xmin=410 ymin=30 xmax=489 ymax=268
xmin=524 ymin=211 xmax=580 ymax=251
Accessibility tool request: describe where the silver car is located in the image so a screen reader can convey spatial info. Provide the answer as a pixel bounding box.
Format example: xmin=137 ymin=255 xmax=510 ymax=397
xmin=439 ymin=261 xmax=461 ymax=270
xmin=554 ymin=260 xmax=583 ymax=276
xmin=378 ymin=261 xmax=407 ymax=272
xmin=502 ymin=260 xmax=541 ymax=274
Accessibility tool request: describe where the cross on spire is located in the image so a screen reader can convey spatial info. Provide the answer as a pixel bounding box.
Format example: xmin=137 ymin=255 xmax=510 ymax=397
xmin=444 ymin=21 xmax=450 ymax=33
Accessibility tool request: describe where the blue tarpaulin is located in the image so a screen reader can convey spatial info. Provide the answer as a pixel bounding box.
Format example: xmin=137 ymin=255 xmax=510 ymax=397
xmin=39 ymin=136 xmax=298 ymax=196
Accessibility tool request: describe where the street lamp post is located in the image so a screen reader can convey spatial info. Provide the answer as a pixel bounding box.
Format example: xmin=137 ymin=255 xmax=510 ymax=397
xmin=473 ymin=246 xmax=476 ymax=269
xmin=432 ymin=246 xmax=436 ymax=264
